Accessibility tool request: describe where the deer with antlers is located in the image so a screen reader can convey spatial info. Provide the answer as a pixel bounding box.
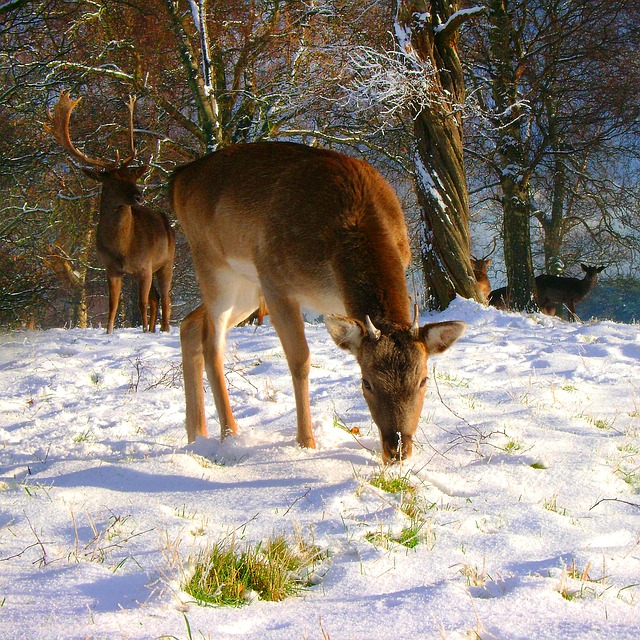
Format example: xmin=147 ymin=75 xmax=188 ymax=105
xmin=45 ymin=91 xmax=175 ymax=334
xmin=471 ymin=239 xmax=496 ymax=303
xmin=471 ymin=256 xmax=492 ymax=302
xmin=171 ymin=142 xmax=466 ymax=463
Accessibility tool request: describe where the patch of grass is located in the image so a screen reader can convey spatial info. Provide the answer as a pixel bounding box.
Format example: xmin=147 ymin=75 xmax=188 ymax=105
xmin=529 ymin=461 xmax=548 ymax=470
xmin=400 ymin=494 xmax=436 ymax=520
xmin=458 ymin=561 xmax=489 ymax=587
xmin=589 ymin=416 xmax=614 ymax=430
xmin=184 ymin=532 xmax=326 ymax=606
xmin=558 ymin=559 xmax=604 ymax=601
xmin=175 ymin=504 xmax=197 ymax=520
xmin=365 ymin=519 xmax=430 ymax=550
xmin=502 ymin=438 xmax=523 ymax=454
xmin=618 ymin=441 xmax=640 ymax=455
xmin=186 ymin=452 xmax=225 ymax=468
xmin=68 ymin=511 xmax=150 ymax=568
xmin=391 ymin=523 xmax=423 ymax=549
xmin=461 ymin=394 xmax=480 ymax=410
xmin=364 ymin=477 xmax=437 ymax=551
xmin=615 ymin=467 xmax=640 ymax=493
xmin=542 ymin=494 xmax=568 ymax=516
xmin=72 ymin=428 xmax=96 ymax=444
xmin=368 ymin=470 xmax=416 ymax=495
xmin=435 ymin=371 xmax=469 ymax=388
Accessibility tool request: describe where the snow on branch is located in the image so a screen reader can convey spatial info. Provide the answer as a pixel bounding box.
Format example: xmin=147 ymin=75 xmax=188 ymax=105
xmin=345 ymin=45 xmax=437 ymax=119
xmin=187 ymin=0 xmax=201 ymax=31
xmin=434 ymin=6 xmax=486 ymax=41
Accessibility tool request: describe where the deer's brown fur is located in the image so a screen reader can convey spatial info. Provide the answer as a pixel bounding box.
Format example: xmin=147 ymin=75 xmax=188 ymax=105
xmin=171 ymin=142 xmax=465 ymax=462
xmin=45 ymin=91 xmax=175 ymax=333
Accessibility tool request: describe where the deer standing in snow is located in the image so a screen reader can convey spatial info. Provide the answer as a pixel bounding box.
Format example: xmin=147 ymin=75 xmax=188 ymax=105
xmin=471 ymin=256 xmax=492 ymax=302
xmin=171 ymin=142 xmax=465 ymax=463
xmin=535 ymin=264 xmax=605 ymax=321
xmin=45 ymin=91 xmax=175 ymax=333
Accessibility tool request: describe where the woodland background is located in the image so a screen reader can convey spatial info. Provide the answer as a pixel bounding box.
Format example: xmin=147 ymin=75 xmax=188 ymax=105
xmin=1 ymin=0 xmax=639 ymax=329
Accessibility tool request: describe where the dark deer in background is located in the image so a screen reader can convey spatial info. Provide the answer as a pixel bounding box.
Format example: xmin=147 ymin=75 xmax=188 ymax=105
xmin=488 ymin=286 xmax=509 ymax=309
xmin=45 ymin=91 xmax=175 ymax=334
xmin=171 ymin=141 xmax=466 ymax=463
xmin=536 ymin=264 xmax=605 ymax=321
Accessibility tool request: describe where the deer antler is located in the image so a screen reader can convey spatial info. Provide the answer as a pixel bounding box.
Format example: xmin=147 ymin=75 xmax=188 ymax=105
xmin=44 ymin=91 xmax=115 ymax=169
xmin=120 ymin=94 xmax=138 ymax=167
xmin=44 ymin=90 xmax=138 ymax=169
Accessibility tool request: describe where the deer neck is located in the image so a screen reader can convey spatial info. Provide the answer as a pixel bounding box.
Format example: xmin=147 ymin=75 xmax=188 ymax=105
xmin=97 ymin=201 xmax=135 ymax=251
xmin=340 ymin=261 xmax=412 ymax=328
xmin=580 ymin=274 xmax=597 ymax=294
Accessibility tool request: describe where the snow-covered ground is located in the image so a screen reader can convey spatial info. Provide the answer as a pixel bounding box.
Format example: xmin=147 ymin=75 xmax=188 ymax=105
xmin=1 ymin=298 xmax=639 ymax=640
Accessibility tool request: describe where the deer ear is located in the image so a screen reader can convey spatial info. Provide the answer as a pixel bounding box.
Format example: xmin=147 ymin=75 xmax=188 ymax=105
xmin=485 ymin=259 xmax=492 ymax=267
xmin=325 ymin=315 xmax=365 ymax=354
xmin=597 ymin=266 xmax=605 ymax=273
xmin=130 ymin=164 xmax=148 ymax=180
xmin=419 ymin=321 xmax=466 ymax=355
xmin=581 ymin=263 xmax=588 ymax=272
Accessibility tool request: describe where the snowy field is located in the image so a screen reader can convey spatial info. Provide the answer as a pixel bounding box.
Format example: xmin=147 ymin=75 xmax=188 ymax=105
xmin=0 ymin=297 xmax=639 ymax=640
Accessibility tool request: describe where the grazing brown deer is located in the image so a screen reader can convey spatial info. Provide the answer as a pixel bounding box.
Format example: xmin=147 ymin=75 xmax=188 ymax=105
xmin=45 ymin=91 xmax=175 ymax=334
xmin=171 ymin=142 xmax=466 ymax=463
xmin=536 ymin=264 xmax=605 ymax=321
xmin=471 ymin=256 xmax=492 ymax=302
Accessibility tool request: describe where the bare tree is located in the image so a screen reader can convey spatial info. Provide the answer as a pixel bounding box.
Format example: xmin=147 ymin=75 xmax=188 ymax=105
xmin=464 ymin=0 xmax=640 ymax=310
xmin=392 ymin=1 xmax=484 ymax=309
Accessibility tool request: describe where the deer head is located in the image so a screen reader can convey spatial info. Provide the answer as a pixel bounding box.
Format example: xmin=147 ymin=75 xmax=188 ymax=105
xmin=325 ymin=307 xmax=464 ymax=462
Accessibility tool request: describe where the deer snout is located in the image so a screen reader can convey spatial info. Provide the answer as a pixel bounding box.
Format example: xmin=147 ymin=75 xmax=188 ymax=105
xmin=381 ymin=432 xmax=413 ymax=464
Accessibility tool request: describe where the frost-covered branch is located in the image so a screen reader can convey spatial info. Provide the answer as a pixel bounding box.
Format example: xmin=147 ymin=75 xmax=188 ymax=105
xmin=46 ymin=61 xmax=133 ymax=82
xmin=345 ymin=46 xmax=437 ymax=120
xmin=434 ymin=6 xmax=486 ymax=42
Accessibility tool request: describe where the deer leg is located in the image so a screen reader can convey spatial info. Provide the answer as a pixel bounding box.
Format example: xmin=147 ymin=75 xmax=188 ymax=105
xmin=137 ymin=271 xmax=153 ymax=332
xmin=148 ymin=284 xmax=160 ymax=333
xmin=180 ymin=302 xmax=239 ymax=442
xmin=156 ymin=263 xmax=173 ymax=332
xmin=264 ymin=295 xmax=315 ymax=449
xmin=106 ymin=275 xmax=122 ymax=334
xmin=180 ymin=305 xmax=210 ymax=442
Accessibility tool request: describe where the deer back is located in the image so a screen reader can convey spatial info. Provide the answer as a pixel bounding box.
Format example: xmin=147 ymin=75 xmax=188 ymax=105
xmin=170 ymin=142 xmax=412 ymax=323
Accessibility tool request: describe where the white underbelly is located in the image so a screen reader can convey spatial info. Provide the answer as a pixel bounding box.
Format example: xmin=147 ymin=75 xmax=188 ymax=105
xmin=297 ymin=291 xmax=346 ymax=316
xmin=227 ymin=258 xmax=260 ymax=284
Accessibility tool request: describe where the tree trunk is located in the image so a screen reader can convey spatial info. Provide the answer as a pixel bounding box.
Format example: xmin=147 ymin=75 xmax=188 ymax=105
xmin=535 ymin=102 xmax=566 ymax=277
xmin=487 ymin=0 xmax=537 ymax=311
xmin=395 ymin=1 xmax=483 ymax=310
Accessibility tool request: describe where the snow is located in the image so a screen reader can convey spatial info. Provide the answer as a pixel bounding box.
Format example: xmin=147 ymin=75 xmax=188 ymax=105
xmin=433 ymin=7 xmax=486 ymax=36
xmin=1 ymin=297 xmax=639 ymax=640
